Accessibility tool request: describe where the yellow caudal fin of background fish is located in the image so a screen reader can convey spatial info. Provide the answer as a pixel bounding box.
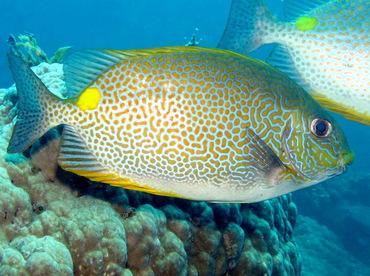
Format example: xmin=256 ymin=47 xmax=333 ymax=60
xmin=7 ymin=51 xmax=62 ymax=153
xmin=310 ymin=93 xmax=370 ymax=126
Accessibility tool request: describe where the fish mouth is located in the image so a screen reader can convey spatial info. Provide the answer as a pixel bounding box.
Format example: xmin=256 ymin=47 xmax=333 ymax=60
xmin=283 ymin=141 xmax=354 ymax=182
xmin=334 ymin=151 xmax=354 ymax=175
xmin=283 ymin=141 xmax=348 ymax=182
xmin=340 ymin=151 xmax=355 ymax=166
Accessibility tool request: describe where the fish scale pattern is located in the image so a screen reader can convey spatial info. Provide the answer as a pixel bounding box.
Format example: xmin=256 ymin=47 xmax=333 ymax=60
xmin=7 ymin=47 xmax=352 ymax=202
xmin=293 ymin=0 xmax=369 ymax=100
xmin=66 ymin=53 xmax=298 ymax=189
xmin=219 ymin=0 xmax=369 ymax=125
xmin=0 ymin=78 xmax=302 ymax=274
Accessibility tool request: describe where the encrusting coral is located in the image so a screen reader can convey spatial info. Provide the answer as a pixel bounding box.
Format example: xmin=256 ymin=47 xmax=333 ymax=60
xmin=0 ymin=61 xmax=302 ymax=275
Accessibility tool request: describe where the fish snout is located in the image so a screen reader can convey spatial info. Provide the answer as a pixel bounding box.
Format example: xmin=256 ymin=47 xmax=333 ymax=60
xmin=341 ymin=151 xmax=355 ymax=166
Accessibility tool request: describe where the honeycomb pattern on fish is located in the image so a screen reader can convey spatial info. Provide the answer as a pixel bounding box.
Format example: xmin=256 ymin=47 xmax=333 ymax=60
xmin=7 ymin=47 xmax=353 ymax=202
xmin=55 ymin=52 xmax=341 ymax=188
xmin=218 ymin=0 xmax=370 ymax=125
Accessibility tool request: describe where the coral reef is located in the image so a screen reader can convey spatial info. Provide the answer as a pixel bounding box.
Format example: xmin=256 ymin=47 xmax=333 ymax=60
xmin=0 ymin=62 xmax=302 ymax=275
xmin=294 ymin=215 xmax=370 ymax=276
xmin=293 ymin=173 xmax=370 ymax=266
xmin=294 ymin=173 xmax=370 ymax=215
xmin=8 ymin=33 xmax=71 ymax=66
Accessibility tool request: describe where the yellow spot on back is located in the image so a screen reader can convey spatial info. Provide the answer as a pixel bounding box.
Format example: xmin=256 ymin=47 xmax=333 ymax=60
xmin=75 ymin=87 xmax=101 ymax=111
xmin=296 ymin=16 xmax=319 ymax=31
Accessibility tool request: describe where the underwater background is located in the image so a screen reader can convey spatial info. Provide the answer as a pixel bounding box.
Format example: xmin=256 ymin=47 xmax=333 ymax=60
xmin=0 ymin=0 xmax=369 ymax=275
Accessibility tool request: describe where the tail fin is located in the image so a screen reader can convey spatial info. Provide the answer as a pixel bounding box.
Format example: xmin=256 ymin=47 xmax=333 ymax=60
xmin=7 ymin=52 xmax=60 ymax=153
xmin=218 ymin=0 xmax=276 ymax=54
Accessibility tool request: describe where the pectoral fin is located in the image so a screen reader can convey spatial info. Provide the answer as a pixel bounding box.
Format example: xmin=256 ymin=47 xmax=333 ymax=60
xmin=243 ymin=127 xmax=290 ymax=188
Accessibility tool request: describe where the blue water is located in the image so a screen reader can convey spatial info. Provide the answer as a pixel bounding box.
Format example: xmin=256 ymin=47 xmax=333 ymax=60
xmin=0 ymin=0 xmax=369 ymax=275
xmin=0 ymin=0 xmax=228 ymax=86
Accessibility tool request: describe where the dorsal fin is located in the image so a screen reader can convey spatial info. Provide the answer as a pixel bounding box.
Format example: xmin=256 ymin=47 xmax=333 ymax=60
xmin=283 ymin=0 xmax=331 ymax=21
xmin=63 ymin=46 xmax=255 ymax=99
xmin=266 ymin=45 xmax=311 ymax=92
xmin=63 ymin=49 xmax=124 ymax=99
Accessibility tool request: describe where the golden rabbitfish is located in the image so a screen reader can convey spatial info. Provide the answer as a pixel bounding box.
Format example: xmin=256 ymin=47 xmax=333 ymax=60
xmin=7 ymin=46 xmax=354 ymax=202
xmin=218 ymin=0 xmax=370 ymax=125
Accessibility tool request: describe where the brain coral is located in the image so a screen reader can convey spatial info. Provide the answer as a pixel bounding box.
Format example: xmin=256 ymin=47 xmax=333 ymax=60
xmin=0 ymin=62 xmax=301 ymax=275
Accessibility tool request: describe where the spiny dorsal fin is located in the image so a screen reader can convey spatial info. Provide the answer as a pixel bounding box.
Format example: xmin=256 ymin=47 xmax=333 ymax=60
xmin=63 ymin=49 xmax=124 ymax=99
xmin=266 ymin=45 xmax=311 ymax=92
xmin=63 ymin=46 xmax=258 ymax=99
xmin=283 ymin=0 xmax=331 ymax=21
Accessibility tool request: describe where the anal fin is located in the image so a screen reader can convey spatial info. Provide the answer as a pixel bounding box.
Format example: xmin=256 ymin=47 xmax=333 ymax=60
xmin=310 ymin=93 xmax=370 ymax=126
xmin=58 ymin=125 xmax=188 ymax=198
xmin=58 ymin=125 xmax=136 ymax=186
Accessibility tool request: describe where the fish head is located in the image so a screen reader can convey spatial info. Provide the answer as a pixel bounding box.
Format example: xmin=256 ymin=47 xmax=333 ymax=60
xmin=281 ymin=109 xmax=354 ymax=184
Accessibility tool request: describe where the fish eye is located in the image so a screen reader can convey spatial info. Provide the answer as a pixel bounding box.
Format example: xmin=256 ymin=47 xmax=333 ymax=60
xmin=310 ymin=118 xmax=332 ymax=137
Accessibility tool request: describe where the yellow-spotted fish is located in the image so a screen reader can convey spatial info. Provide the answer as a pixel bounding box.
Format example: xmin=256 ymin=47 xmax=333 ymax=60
xmin=218 ymin=0 xmax=370 ymax=125
xmin=7 ymin=46 xmax=354 ymax=202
